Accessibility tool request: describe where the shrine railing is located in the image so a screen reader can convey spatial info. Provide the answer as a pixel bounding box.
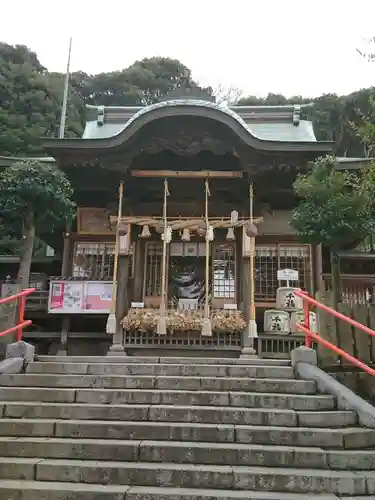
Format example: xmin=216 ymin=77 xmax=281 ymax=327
xmin=0 ymin=288 xmax=35 ymax=342
xmin=295 ymin=290 xmax=375 ymax=377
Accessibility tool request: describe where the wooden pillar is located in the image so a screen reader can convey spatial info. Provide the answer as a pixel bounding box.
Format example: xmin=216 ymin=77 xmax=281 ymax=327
xmin=235 ymin=228 xmax=242 ymax=306
xmin=241 ymin=257 xmax=257 ymax=356
xmin=133 ymin=240 xmax=145 ymax=302
xmin=114 ymin=255 xmax=129 ymax=345
xmin=57 ymin=224 xmax=72 ymax=356
xmin=108 ymin=223 xmax=132 ymax=356
xmin=242 ymin=258 xmax=250 ymax=322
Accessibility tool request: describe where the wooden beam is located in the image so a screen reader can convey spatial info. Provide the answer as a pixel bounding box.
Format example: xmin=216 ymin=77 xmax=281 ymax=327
xmin=131 ymin=170 xmax=243 ymax=178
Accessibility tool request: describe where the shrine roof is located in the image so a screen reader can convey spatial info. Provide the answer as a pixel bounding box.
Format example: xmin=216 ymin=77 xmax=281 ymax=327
xmin=43 ymin=99 xmax=333 ymax=154
xmin=82 ymin=100 xmax=318 ymax=143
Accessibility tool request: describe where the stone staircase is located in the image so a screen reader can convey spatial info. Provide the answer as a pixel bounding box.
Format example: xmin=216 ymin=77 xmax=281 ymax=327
xmin=0 ymin=355 xmax=375 ymax=499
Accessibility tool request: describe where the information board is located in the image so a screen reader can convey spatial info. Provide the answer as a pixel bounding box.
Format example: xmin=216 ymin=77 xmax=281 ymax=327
xmin=48 ymin=280 xmax=113 ymax=314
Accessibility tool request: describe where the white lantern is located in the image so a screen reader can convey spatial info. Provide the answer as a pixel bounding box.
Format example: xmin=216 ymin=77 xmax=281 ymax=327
xmin=226 ymin=227 xmax=235 ymax=241
xmin=230 ymin=210 xmax=238 ymax=225
xmin=181 ymin=228 xmax=190 ymax=242
xmin=139 ymin=225 xmax=151 ymax=238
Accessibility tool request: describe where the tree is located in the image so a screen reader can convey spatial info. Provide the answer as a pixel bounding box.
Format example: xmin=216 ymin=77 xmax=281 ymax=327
xmin=291 ymin=156 xmax=375 ymax=304
xmin=0 ymin=43 xmax=85 ymax=155
xmin=211 ymin=84 xmax=243 ymax=105
xmin=0 ymin=160 xmax=76 ymax=287
xmin=71 ymin=57 xmax=207 ymax=107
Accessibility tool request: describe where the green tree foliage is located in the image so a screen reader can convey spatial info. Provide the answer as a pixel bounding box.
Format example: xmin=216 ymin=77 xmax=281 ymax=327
xmin=0 ymin=43 xmax=85 ymax=155
xmin=69 ymin=57 xmax=205 ymax=107
xmin=0 ymin=160 xmax=76 ymax=287
xmin=291 ymin=156 xmax=375 ymax=302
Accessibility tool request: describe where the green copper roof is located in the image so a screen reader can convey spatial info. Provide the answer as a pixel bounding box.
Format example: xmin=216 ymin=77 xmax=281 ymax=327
xmin=83 ymin=118 xmax=317 ymax=143
xmin=83 ymin=99 xmax=317 ymax=143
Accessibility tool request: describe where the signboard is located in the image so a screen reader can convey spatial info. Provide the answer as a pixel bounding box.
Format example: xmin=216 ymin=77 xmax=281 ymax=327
xmin=277 ymin=268 xmax=299 ymax=285
xmin=48 ymin=280 xmax=113 ymax=314
xmin=77 ymin=208 xmax=113 ymax=235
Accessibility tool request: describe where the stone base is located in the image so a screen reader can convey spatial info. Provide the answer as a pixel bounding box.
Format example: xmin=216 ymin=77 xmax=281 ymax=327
xmin=240 ymin=346 xmax=257 ymax=358
xmin=106 ymin=344 xmax=126 ymax=356
xmin=291 ymin=346 xmax=317 ymax=367
xmin=6 ymin=341 xmax=35 ymax=363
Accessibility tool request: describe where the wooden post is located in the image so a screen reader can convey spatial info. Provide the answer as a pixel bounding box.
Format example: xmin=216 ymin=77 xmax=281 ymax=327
xmin=235 ymin=228 xmax=242 ymax=307
xmin=241 ymin=183 xmax=257 ymax=357
xmin=242 ymin=259 xmax=250 ymax=323
xmin=107 ymin=183 xmax=127 ymax=355
xmin=241 ymin=258 xmax=257 ymax=356
xmin=133 ymin=240 xmax=145 ymax=302
xmin=57 ymin=223 xmax=72 ymax=356
xmin=114 ymin=255 xmax=129 ymax=347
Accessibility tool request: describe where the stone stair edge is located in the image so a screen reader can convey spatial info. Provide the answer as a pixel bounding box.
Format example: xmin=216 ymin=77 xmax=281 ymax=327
xmin=0 ymin=398 xmax=356 ymax=410
xmin=0 ymin=480 xmax=342 ymax=499
xmin=0 ymin=387 xmax=332 ymax=398
xmin=0 ymin=402 xmax=358 ymax=428
xmin=6 ymin=437 xmax=375 ymax=471
xmin=35 ymin=355 xmax=291 ymax=365
xmin=1 ymin=417 xmax=362 ymax=430
xmin=0 ymin=374 xmax=314 ymax=392
xmin=0 ymin=374 xmax=309 ymax=383
xmin=1 ymin=420 xmax=371 ymax=448
xmin=0 ymin=456 xmax=371 ymax=475
xmin=2 ymin=436 xmax=375 ymax=464
xmin=26 ymin=362 xmax=295 ymax=377
xmin=0 ymin=457 xmax=371 ymax=495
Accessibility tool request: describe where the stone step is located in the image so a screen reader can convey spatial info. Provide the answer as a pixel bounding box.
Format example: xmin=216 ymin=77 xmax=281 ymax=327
xmin=0 ymin=386 xmax=335 ymax=409
xmin=76 ymin=389 xmax=335 ymax=409
xmin=0 ymin=481 xmax=342 ymax=500
xmin=36 ymin=355 xmax=291 ymax=365
xmin=0 ymin=457 xmax=370 ymax=494
xmin=1 ymin=401 xmax=356 ymax=427
xmin=0 ymin=374 xmax=316 ymax=394
xmin=0 ymin=419 xmax=371 ymax=448
xmin=2 ymin=437 xmax=374 ymax=469
xmin=27 ymin=361 xmax=295 ymax=378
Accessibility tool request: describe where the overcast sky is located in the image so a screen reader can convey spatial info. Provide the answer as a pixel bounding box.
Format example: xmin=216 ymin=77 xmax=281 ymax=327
xmin=2 ymin=0 xmax=375 ymax=98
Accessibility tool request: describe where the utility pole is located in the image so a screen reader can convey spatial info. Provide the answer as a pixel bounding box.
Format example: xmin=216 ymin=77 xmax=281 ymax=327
xmin=59 ymin=36 xmax=73 ymax=139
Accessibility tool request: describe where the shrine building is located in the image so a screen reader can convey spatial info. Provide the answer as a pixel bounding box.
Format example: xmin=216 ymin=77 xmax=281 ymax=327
xmin=1 ymin=88 xmax=371 ymax=357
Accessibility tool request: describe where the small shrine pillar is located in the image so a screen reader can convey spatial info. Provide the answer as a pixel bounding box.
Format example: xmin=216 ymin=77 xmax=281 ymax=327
xmin=56 ymin=222 xmax=72 ymax=356
xmin=240 ymin=183 xmax=258 ymax=357
xmin=107 ymin=183 xmax=131 ymax=356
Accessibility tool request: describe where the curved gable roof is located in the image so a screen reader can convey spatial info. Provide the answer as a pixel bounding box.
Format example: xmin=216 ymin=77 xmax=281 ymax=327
xmin=44 ymin=99 xmax=333 ymax=154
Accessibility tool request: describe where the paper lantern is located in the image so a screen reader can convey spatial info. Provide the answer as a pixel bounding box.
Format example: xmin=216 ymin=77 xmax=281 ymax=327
xmin=207 ymin=226 xmax=214 ymax=242
xmin=155 ymin=221 xmax=164 ymax=234
xmin=246 ymin=222 xmax=258 ymax=238
xmin=226 ymin=227 xmax=235 ymax=241
xmin=139 ymin=225 xmax=151 ymax=238
xmin=181 ymin=228 xmax=190 ymax=242
xmin=230 ymin=210 xmax=239 ymax=225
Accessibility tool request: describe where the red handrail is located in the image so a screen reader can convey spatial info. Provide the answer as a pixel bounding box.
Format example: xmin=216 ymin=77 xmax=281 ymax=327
xmin=0 ymin=287 xmax=35 ymax=342
xmin=295 ymin=289 xmax=375 ymax=377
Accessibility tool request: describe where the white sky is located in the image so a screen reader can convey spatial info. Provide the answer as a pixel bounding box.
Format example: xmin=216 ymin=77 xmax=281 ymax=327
xmin=2 ymin=0 xmax=375 ymax=98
